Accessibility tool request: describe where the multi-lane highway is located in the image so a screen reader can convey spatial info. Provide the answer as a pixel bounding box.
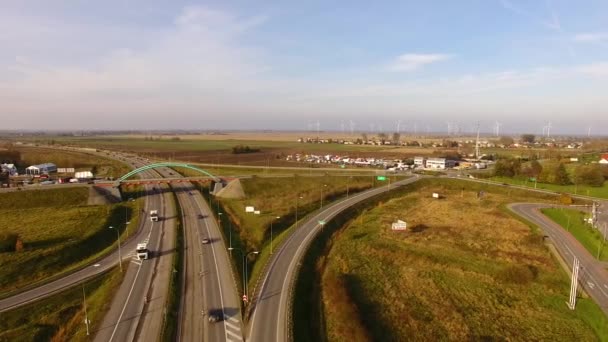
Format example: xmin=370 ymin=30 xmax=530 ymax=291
xmin=94 ymin=160 xmax=176 ymax=342
xmin=509 ymin=203 xmax=608 ymax=315
xmin=248 ymin=175 xmax=421 ymax=342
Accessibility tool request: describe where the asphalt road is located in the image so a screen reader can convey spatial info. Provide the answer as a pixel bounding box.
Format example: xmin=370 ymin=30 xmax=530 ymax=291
xmin=247 ymin=175 xmax=421 ymax=342
xmin=176 ymin=182 xmax=243 ymax=341
xmin=509 ymin=203 xmax=608 ymax=316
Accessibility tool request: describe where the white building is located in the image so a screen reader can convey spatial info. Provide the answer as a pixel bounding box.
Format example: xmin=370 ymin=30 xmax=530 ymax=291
xmin=25 ymin=163 xmax=57 ymax=175
xmin=425 ymin=158 xmax=456 ymax=170
xmin=0 ymin=163 xmax=17 ymax=176
xmin=75 ymin=171 xmax=94 ymax=179
xmin=414 ymin=156 xmax=426 ymax=168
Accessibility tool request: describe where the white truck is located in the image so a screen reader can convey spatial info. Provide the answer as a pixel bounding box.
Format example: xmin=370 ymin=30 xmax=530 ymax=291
xmin=150 ymin=210 xmax=159 ymax=222
xmin=136 ymin=243 xmax=149 ymax=260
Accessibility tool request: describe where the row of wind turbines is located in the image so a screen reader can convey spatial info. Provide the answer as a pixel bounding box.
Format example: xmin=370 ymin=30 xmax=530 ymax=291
xmin=305 ymin=120 xmax=593 ymax=137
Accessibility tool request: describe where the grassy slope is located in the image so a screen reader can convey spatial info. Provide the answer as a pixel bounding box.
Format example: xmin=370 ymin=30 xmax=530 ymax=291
xmin=319 ymin=181 xmax=608 ymax=341
xmin=487 ymin=175 xmax=608 ymax=199
xmin=542 ymin=208 xmax=608 ymax=261
xmin=0 ymin=188 xmax=140 ymax=294
xmin=0 ymin=267 xmax=123 ymax=342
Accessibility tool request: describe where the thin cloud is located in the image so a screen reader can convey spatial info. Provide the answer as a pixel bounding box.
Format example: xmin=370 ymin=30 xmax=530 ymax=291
xmin=388 ymin=53 xmax=451 ymax=72
xmin=573 ymin=32 xmax=608 ymax=43
xmin=499 ymin=0 xmax=561 ymax=31
xmin=576 ymin=62 xmax=608 ymax=77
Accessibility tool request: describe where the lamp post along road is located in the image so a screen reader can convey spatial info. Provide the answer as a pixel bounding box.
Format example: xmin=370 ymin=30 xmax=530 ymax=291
xmin=109 ymin=226 xmax=122 ymax=272
xmin=270 ymin=216 xmax=280 ymax=254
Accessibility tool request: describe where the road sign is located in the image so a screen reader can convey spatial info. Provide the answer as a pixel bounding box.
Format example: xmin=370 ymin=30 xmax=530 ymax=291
xmin=377 ymin=176 xmax=386 ymax=181
xmin=242 ymin=294 xmax=248 ymax=302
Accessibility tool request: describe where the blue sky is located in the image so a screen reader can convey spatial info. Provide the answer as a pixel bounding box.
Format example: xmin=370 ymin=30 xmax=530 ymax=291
xmin=1 ymin=1 xmax=607 ymax=134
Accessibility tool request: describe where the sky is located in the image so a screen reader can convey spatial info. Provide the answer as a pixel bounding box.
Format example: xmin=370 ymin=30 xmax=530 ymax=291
xmin=1 ymin=0 xmax=608 ymax=135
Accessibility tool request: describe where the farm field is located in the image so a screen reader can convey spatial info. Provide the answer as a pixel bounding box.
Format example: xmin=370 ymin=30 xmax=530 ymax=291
xmin=0 ymin=188 xmax=140 ymax=295
xmin=317 ymin=181 xmax=607 ymax=341
xmin=542 ymin=208 xmax=608 ymax=261
xmin=0 ymin=268 xmax=122 ymax=342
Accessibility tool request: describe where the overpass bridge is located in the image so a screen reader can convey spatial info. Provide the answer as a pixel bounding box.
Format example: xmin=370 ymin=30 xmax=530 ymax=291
xmin=93 ymin=162 xmax=229 ymax=200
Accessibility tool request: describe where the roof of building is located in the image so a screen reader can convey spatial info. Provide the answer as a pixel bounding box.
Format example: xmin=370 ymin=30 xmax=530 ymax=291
xmin=26 ymin=163 xmax=57 ymax=169
xmin=601 ymin=154 xmax=608 ymax=161
xmin=427 ymin=158 xmax=447 ymax=162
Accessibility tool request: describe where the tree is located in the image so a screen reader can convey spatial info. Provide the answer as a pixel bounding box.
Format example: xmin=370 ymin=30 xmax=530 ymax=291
xmin=521 ymin=134 xmax=535 ymax=144
xmin=539 ymin=162 xmax=570 ymax=185
xmin=521 ymin=160 xmax=543 ymax=178
xmin=574 ymin=164 xmax=605 ymax=187
xmin=392 ymin=132 xmax=401 ymax=145
xmin=498 ymin=136 xmax=514 ymax=146
xmin=494 ymin=158 xmax=520 ymax=177
xmin=378 ymin=133 xmax=388 ymax=143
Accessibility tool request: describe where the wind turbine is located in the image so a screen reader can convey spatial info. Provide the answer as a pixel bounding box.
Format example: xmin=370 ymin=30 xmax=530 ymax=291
xmin=494 ymin=121 xmax=502 ymax=137
xmin=396 ymin=120 xmax=402 ymax=133
xmin=349 ymin=120 xmax=355 ymax=135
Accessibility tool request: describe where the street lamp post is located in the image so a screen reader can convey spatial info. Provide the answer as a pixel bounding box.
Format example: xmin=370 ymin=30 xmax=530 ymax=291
xmin=270 ymin=216 xmax=280 ymax=254
xmin=295 ymin=194 xmax=303 ymax=229
xmin=109 ymin=226 xmax=122 ymax=272
xmin=320 ymin=184 xmax=327 ymax=209
xmin=244 ymin=251 xmax=259 ymax=299
xmin=227 ymin=248 xmax=259 ymax=303
xmin=82 ymin=283 xmax=90 ymax=336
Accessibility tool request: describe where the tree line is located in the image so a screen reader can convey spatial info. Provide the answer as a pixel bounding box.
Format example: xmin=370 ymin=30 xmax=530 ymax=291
xmin=494 ymin=158 xmax=606 ymax=186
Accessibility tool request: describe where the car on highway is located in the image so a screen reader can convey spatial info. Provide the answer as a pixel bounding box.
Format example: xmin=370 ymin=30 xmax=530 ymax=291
xmin=208 ymin=309 xmax=224 ymax=323
xmin=198 ymin=214 xmax=205 ymax=219
xmin=188 ymin=191 xmax=193 ymax=195
xmin=202 ymin=238 xmax=210 ymax=244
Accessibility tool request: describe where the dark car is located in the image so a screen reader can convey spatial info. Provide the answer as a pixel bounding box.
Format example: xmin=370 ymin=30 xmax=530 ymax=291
xmin=198 ymin=214 xmax=205 ymax=219
xmin=208 ymin=309 xmax=224 ymax=323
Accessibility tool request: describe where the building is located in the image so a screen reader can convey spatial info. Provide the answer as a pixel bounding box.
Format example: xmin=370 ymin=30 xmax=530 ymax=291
xmin=414 ymin=156 xmax=426 ymax=168
xmin=25 ymin=163 xmax=57 ymax=175
xmin=75 ymin=171 xmax=94 ymax=179
xmin=600 ymin=154 xmax=608 ymax=165
xmin=0 ymin=163 xmax=17 ymax=176
xmin=425 ymin=158 xmax=456 ymax=170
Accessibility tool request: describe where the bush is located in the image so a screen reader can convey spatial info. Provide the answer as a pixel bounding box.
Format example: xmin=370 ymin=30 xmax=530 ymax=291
xmin=0 ymin=233 xmax=19 ymax=252
xmin=498 ymin=264 xmax=537 ymax=284
xmin=232 ymin=145 xmax=260 ymax=154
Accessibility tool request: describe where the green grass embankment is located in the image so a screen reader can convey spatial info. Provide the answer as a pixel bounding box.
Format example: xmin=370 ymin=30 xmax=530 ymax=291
xmin=0 ymin=187 xmax=141 ymax=296
xmin=291 ymin=178 xmax=607 ymax=341
xmin=542 ymin=208 xmax=608 ymax=261
xmin=487 ymin=175 xmax=608 ymax=199
xmin=0 ymin=267 xmax=123 ymax=342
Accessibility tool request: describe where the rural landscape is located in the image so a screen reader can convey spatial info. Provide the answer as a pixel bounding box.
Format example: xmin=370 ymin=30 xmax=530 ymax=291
xmin=3 ymin=1 xmax=608 ymax=341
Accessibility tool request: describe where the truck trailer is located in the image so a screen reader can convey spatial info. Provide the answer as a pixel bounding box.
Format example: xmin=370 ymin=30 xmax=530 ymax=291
xmin=136 ymin=243 xmax=149 ymax=260
xmin=150 ymin=210 xmax=159 ymax=222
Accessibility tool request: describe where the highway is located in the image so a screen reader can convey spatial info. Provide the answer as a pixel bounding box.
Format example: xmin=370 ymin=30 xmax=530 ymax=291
xmin=509 ymin=203 xmax=608 ymax=315
xmin=247 ymin=175 xmax=421 ymax=342
xmin=176 ymin=186 xmax=243 ymax=342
